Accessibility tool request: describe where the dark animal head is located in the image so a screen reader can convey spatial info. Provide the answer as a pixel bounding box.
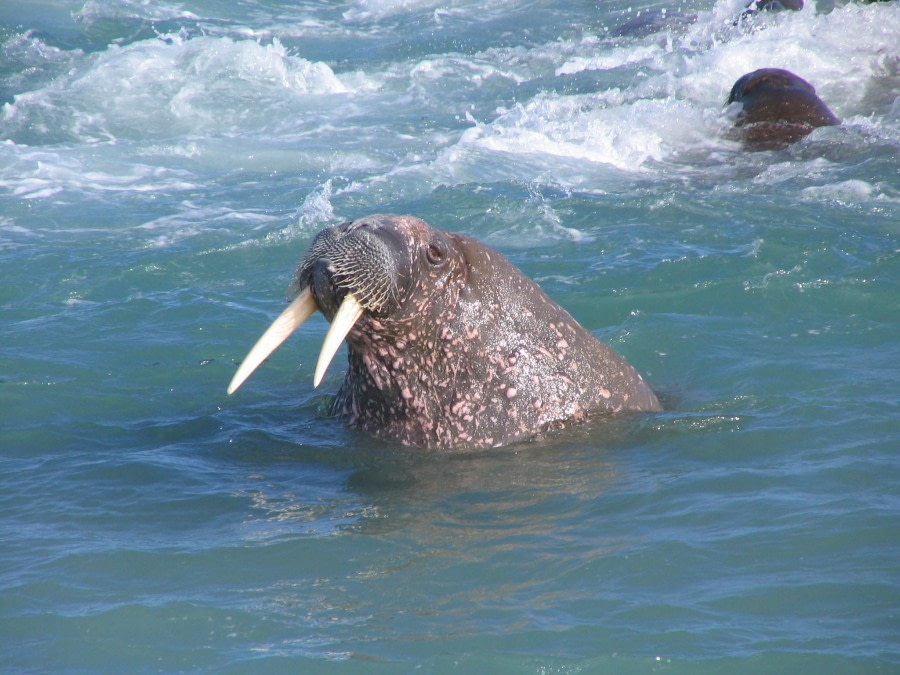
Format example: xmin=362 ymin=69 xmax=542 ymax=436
xmin=227 ymin=214 xmax=470 ymax=395
xmin=292 ymin=215 xmax=461 ymax=323
xmin=726 ymin=68 xmax=840 ymax=150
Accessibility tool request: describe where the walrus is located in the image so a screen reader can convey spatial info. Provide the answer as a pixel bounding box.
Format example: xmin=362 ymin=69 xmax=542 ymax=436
xmin=227 ymin=215 xmax=661 ymax=450
xmin=726 ymin=68 xmax=840 ymax=150
xmin=612 ymin=9 xmax=696 ymax=37
xmin=614 ymin=0 xmax=800 ymax=37
xmin=739 ymin=0 xmax=803 ymax=20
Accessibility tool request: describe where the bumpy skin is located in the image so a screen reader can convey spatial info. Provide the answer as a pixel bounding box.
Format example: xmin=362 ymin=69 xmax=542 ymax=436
xmin=291 ymin=214 xmax=660 ymax=450
xmin=727 ymin=68 xmax=840 ymax=150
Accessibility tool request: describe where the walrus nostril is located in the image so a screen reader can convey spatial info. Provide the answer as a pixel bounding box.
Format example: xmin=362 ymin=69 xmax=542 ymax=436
xmin=310 ymin=258 xmax=342 ymax=317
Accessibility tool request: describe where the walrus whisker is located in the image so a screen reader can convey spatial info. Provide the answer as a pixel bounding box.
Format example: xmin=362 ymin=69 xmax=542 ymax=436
xmin=227 ymin=287 xmax=317 ymax=395
xmin=313 ymin=293 xmax=364 ymax=388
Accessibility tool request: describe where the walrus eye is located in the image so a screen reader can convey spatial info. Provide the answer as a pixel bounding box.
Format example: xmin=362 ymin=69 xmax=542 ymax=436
xmin=426 ymin=238 xmax=448 ymax=266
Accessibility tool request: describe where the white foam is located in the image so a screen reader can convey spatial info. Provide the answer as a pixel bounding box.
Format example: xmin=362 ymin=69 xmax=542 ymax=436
xmin=0 ymin=216 xmax=41 ymax=251
xmin=410 ymin=55 xmax=528 ymax=87
xmin=264 ymin=181 xmax=339 ymax=245
xmin=455 ymin=92 xmax=717 ymax=173
xmin=801 ymin=179 xmax=898 ymax=205
xmin=479 ymin=186 xmax=596 ymax=248
xmin=74 ymin=0 xmax=200 ymax=23
xmin=410 ymin=0 xmax=900 ymax=187
xmin=2 ymin=0 xmax=896 ymax=217
xmin=343 ymin=0 xmax=452 ymax=22
xmin=0 ymin=146 xmax=198 ymax=200
xmin=137 ymin=202 xmax=282 ymax=249
xmin=294 ymin=181 xmax=337 ymax=230
xmin=555 ymin=44 xmax=663 ymax=77
xmin=2 ymin=35 xmax=352 ymax=143
xmin=1 ymin=30 xmax=79 ymax=77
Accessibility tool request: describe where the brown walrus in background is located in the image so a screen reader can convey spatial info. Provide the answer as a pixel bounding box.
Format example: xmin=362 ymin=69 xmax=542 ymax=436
xmin=614 ymin=0 xmax=802 ymax=38
xmin=726 ymin=67 xmax=840 ymax=150
xmin=739 ymin=0 xmax=804 ymax=20
xmin=227 ymin=215 xmax=661 ymax=450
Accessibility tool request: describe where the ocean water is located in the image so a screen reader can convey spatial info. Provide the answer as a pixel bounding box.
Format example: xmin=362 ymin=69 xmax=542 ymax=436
xmin=2 ymin=0 xmax=898 ymax=671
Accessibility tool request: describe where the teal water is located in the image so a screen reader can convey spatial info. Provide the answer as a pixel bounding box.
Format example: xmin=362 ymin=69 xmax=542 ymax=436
xmin=2 ymin=0 xmax=898 ymax=671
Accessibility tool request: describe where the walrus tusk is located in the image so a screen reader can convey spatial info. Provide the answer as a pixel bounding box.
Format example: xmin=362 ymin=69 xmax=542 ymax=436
xmin=313 ymin=293 xmax=364 ymax=388
xmin=227 ymin=287 xmax=317 ymax=395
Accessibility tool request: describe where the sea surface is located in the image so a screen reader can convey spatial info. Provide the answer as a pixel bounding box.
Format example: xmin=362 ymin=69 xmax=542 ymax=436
xmin=2 ymin=0 xmax=898 ymax=671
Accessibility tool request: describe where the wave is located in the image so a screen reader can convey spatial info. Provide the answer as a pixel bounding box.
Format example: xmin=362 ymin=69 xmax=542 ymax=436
xmin=0 ymin=0 xmax=896 ymax=229
xmin=433 ymin=0 xmax=899 ymax=182
xmin=2 ymin=34 xmax=352 ymax=144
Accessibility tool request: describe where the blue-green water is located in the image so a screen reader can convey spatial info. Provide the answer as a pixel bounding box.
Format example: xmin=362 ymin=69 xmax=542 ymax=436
xmin=2 ymin=0 xmax=898 ymax=671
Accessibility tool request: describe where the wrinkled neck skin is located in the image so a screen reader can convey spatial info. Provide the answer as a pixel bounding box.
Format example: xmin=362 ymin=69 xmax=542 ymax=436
xmin=332 ymin=234 xmax=660 ymax=450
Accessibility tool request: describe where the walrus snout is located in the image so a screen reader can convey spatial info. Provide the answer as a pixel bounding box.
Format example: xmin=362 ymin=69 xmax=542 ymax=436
xmin=226 ymin=216 xmax=410 ymax=396
xmin=309 ymin=258 xmax=341 ymax=317
xmin=294 ymin=218 xmax=406 ymax=320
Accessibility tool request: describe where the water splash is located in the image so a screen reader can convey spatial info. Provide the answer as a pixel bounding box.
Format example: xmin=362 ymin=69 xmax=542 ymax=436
xmin=2 ymin=35 xmax=350 ymax=144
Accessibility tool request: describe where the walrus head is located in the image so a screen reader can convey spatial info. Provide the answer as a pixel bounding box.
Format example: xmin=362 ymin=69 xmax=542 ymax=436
xmin=726 ymin=68 xmax=840 ymax=150
xmin=228 ymin=214 xmax=660 ymax=449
